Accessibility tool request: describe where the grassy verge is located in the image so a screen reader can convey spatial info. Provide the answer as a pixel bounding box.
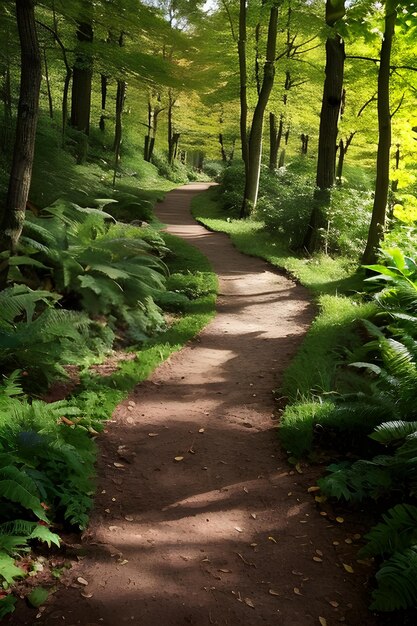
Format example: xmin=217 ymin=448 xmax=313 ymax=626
xmin=191 ymin=186 xmax=373 ymax=457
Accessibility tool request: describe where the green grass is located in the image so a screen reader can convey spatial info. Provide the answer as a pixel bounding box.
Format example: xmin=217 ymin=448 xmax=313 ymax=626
xmin=192 ymin=186 xmax=363 ymax=296
xmin=191 ymin=186 xmax=373 ymax=457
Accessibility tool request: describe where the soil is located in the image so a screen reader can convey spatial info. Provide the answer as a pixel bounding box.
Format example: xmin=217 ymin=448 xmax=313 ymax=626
xmin=8 ymin=183 xmax=381 ymax=626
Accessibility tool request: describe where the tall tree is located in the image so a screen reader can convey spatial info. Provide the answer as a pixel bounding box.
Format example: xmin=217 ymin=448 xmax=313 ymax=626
xmin=362 ymin=0 xmax=398 ymax=264
xmin=241 ymin=0 xmax=280 ymax=217
xmin=70 ymin=12 xmax=93 ymax=134
xmin=0 ymin=0 xmax=42 ymax=287
xmin=302 ymin=0 xmax=346 ymax=252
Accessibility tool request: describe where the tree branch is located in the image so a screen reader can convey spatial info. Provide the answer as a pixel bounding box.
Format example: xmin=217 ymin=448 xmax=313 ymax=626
xmin=390 ymin=91 xmax=405 ymax=118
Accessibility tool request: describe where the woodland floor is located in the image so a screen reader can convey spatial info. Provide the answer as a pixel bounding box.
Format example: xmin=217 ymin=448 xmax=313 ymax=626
xmin=9 ymin=184 xmax=380 ymax=626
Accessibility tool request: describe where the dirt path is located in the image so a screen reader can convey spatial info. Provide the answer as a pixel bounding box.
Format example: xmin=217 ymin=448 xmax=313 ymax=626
xmin=24 ymin=184 xmax=378 ymax=625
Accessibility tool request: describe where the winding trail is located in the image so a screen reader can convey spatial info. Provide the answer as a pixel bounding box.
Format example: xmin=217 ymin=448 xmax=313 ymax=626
xmin=34 ymin=184 xmax=376 ymax=625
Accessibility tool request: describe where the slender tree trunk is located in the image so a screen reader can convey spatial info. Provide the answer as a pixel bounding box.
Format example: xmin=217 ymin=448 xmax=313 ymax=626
xmin=112 ymin=33 xmax=126 ymax=187
xmin=0 ymin=0 xmax=42 ymax=284
xmin=363 ymin=1 xmax=398 ymax=264
xmin=70 ymin=20 xmax=93 ymax=134
xmin=167 ymin=89 xmax=176 ymax=165
xmin=100 ymin=74 xmax=107 ymax=131
xmin=302 ymin=0 xmax=345 ymax=252
xmin=269 ymin=112 xmax=281 ymax=170
xmin=43 ymin=46 xmax=53 ymax=118
xmin=238 ymin=0 xmax=248 ymax=169
xmin=241 ymin=4 xmax=279 ymax=218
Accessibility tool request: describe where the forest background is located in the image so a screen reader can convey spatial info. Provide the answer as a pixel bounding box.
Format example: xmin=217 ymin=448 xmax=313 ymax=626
xmin=1 ymin=0 xmax=417 ymax=619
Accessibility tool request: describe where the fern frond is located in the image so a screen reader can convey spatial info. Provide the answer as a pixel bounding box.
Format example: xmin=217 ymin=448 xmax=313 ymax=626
xmin=361 ymin=504 xmax=417 ymax=558
xmin=370 ymin=546 xmax=417 ymax=611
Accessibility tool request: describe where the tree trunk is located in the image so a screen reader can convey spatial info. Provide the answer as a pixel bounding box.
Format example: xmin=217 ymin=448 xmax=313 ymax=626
xmin=241 ymin=4 xmax=279 ymax=218
xmin=238 ymin=0 xmax=248 ymax=169
xmin=269 ymin=112 xmax=281 ymax=171
xmin=112 ymin=80 xmax=126 ymax=187
xmin=100 ymin=73 xmax=107 ymax=131
xmin=112 ymin=33 xmax=126 ymax=187
xmin=0 ymin=0 xmax=42 ymax=283
xmin=362 ymin=1 xmax=398 ymax=265
xmin=43 ymin=46 xmax=53 ymax=118
xmin=302 ymin=0 xmax=345 ymax=252
xmin=167 ymin=89 xmax=175 ymax=164
xmin=70 ymin=20 xmax=93 ymax=134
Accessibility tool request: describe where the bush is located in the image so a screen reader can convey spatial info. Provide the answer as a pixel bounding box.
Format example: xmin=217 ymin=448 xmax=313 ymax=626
xmin=202 ymin=160 xmax=225 ymax=180
xmin=151 ymin=152 xmax=189 ymax=184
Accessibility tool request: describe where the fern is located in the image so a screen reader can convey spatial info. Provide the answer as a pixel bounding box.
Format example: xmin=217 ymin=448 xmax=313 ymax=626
xmin=0 ymin=553 xmax=24 ymax=585
xmin=370 ymin=546 xmax=417 ymax=611
xmin=371 ymin=420 xmax=417 ymax=444
xmin=361 ymin=504 xmax=417 ymax=558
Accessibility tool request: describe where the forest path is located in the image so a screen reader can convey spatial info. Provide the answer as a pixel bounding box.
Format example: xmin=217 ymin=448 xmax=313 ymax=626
xmin=35 ymin=183 xmax=376 ymax=626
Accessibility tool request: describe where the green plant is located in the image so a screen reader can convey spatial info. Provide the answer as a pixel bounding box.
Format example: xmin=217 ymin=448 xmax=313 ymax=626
xmin=0 ymin=285 xmax=97 ymax=387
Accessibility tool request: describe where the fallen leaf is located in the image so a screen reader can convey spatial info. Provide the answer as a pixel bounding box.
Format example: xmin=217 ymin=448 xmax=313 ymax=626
xmin=293 ymin=587 xmax=302 ymax=596
xmin=315 ymin=495 xmax=327 ymax=503
xmin=313 ymin=556 xmax=323 ymax=562
xmin=81 ymin=593 xmax=93 ymax=598
xmin=125 ymin=516 xmax=134 ymax=522
xmin=354 ymin=533 xmax=361 ymax=540
xmin=113 ymin=462 xmax=124 ymax=468
xmin=250 ymin=543 xmax=257 ymax=547
xmin=320 ymin=512 xmax=327 ymax=517
xmin=319 ymin=618 xmax=328 ymax=626
xmin=174 ymin=456 xmax=184 ymax=462
xmin=329 ymin=600 xmax=339 ymax=608
xmin=244 ymin=598 xmax=255 ymax=608
xmin=234 ymin=526 xmax=243 ymax=533
xmin=345 ymin=538 xmax=353 ymax=544
xmin=295 ymin=463 xmax=303 ymax=474
xmin=198 ymin=428 xmax=205 ymax=433
xmin=77 ymin=577 xmax=88 ymax=586
xmin=218 ymin=569 xmax=232 ymax=573
xmin=332 ymin=541 xmax=340 ymax=546
xmin=109 ymin=525 xmax=122 ymax=531
xmin=243 ymin=487 xmax=249 ymax=493
xmin=148 ymin=433 xmax=158 ymax=437
xmin=307 ymin=486 xmax=320 ymax=493
xmin=316 ymin=549 xmax=323 ymax=557
xmin=104 ymin=509 xmax=110 ymax=513
xmin=269 ymin=589 xmax=280 ymax=596
xmin=336 ymin=516 xmax=344 ymax=523
xmin=250 ymin=513 xmax=257 ymax=519
xmin=119 ymin=560 xmax=129 ymax=566
xmin=343 ymin=563 xmax=354 ymax=573
xmin=268 ymin=536 xmax=278 ymax=543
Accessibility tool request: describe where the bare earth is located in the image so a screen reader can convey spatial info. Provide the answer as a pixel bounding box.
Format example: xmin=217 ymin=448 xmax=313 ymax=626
xmin=11 ymin=183 xmax=380 ymax=625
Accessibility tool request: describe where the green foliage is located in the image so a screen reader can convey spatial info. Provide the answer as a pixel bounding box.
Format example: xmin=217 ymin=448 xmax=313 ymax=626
xmin=27 ymin=587 xmax=49 ymax=608
xmin=0 ymin=285 xmax=97 ymax=388
xmin=0 ymin=595 xmax=17 ymax=618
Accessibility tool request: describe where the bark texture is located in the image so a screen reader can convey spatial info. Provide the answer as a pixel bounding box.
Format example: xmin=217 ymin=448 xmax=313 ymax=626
xmin=238 ymin=0 xmax=248 ymax=169
xmin=241 ymin=4 xmax=279 ymax=217
xmin=70 ymin=21 xmax=93 ymax=134
xmin=0 ymin=0 xmax=41 ymax=271
xmin=362 ymin=2 xmax=397 ymax=264
xmin=302 ymin=0 xmax=345 ymax=252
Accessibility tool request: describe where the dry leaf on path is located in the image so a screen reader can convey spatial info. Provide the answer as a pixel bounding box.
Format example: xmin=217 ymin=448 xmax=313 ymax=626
xmin=293 ymin=587 xmax=302 ymax=595
xmin=148 ymin=433 xmax=158 ymax=437
xmin=329 ymin=600 xmax=339 ymax=608
xmin=124 ymin=516 xmax=134 ymax=522
xmin=77 ymin=577 xmax=88 ymax=586
xmin=307 ymin=486 xmax=320 ymax=493
xmin=199 ymin=428 xmax=205 ymax=433
xmin=174 ymin=456 xmax=184 ymax=462
xmin=113 ymin=462 xmax=124 ymax=468
xmin=234 ymin=527 xmax=243 ymax=533
xmin=268 ymin=536 xmax=277 ymax=543
xmin=343 ymin=563 xmax=354 ymax=573
xmin=250 ymin=513 xmax=257 ymax=519
xmin=336 ymin=516 xmax=344 ymax=523
xmin=269 ymin=589 xmax=280 ymax=596
xmin=319 ymin=618 xmax=328 ymax=626
xmin=244 ymin=598 xmax=255 ymax=608
xmin=313 ymin=556 xmax=323 ymax=562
